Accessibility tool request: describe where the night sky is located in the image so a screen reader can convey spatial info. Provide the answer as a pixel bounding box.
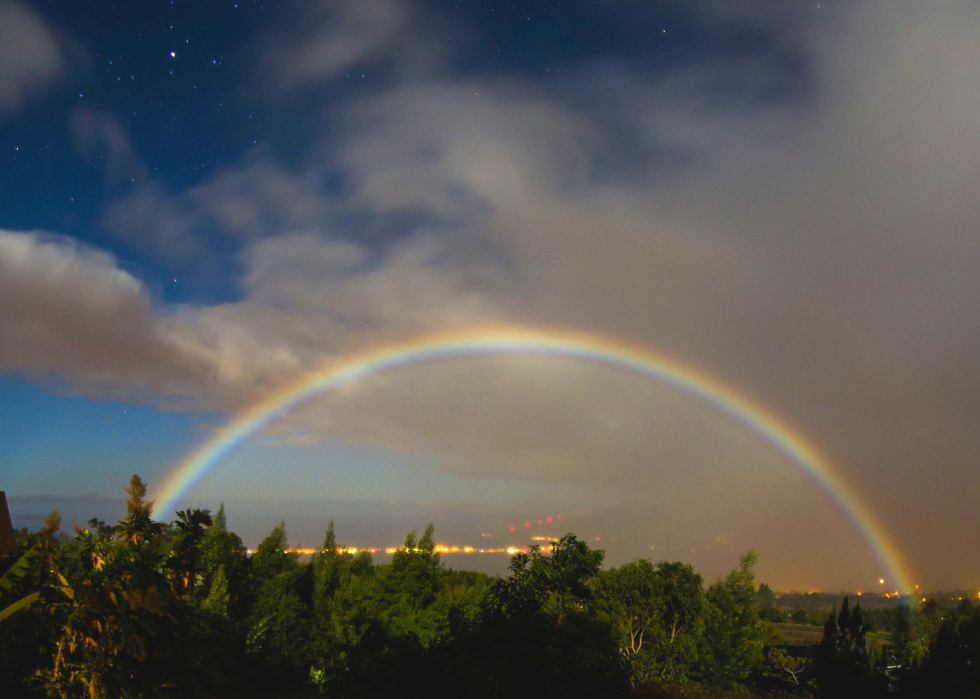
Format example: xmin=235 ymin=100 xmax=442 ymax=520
xmin=2 ymin=0 xmax=979 ymax=592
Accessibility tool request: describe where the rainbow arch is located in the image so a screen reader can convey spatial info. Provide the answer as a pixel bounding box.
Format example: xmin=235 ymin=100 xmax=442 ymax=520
xmin=152 ymin=326 xmax=912 ymax=592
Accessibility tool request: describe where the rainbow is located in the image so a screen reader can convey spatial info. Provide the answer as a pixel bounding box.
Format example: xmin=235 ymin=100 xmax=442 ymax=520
xmin=152 ymin=326 xmax=913 ymax=592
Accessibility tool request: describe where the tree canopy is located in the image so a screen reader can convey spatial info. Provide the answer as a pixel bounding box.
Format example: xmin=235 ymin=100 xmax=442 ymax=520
xmin=0 ymin=476 xmax=972 ymax=699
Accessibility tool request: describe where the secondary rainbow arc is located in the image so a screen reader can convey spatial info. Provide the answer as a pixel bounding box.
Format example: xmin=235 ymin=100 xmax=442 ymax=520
xmin=152 ymin=326 xmax=913 ymax=593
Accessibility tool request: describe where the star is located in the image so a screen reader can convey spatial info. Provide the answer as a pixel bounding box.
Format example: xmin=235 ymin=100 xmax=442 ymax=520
xmin=170 ymin=51 xmax=176 ymax=58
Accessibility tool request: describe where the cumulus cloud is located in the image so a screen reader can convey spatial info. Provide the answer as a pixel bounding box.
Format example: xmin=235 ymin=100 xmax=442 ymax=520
xmin=0 ymin=2 xmax=64 ymax=115
xmin=0 ymin=230 xmax=207 ymax=397
xmin=149 ymin=230 xmax=511 ymax=411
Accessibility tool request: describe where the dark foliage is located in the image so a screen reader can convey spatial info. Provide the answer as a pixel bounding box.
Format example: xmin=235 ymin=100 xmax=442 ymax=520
xmin=0 ymin=477 xmax=971 ymax=698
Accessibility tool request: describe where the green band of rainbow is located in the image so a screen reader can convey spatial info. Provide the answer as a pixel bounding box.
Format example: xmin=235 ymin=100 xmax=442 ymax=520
xmin=152 ymin=326 xmax=913 ymax=592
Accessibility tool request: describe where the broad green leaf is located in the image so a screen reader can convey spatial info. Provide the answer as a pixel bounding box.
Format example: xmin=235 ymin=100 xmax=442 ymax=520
xmin=0 ymin=545 xmax=38 ymax=591
xmin=0 ymin=591 xmax=40 ymax=624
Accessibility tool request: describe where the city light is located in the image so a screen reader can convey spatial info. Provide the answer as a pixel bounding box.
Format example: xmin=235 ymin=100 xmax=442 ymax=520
xmin=244 ymin=541 xmax=558 ymax=557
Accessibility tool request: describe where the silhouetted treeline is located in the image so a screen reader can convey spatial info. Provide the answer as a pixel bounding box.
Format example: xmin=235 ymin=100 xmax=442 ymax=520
xmin=1 ymin=476 xmax=976 ymax=698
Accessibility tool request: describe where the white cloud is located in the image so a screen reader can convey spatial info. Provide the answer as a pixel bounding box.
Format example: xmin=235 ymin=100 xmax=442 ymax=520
xmin=0 ymin=230 xmax=205 ymax=397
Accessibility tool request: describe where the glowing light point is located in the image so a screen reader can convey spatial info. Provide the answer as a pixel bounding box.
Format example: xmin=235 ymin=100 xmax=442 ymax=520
xmin=547 ymin=517 xmax=552 ymax=523
xmin=525 ymin=523 xmax=529 ymax=527
xmin=170 ymin=51 xmax=176 ymax=57
xmin=879 ymin=578 xmax=885 ymax=585
xmin=510 ymin=526 xmax=515 ymax=531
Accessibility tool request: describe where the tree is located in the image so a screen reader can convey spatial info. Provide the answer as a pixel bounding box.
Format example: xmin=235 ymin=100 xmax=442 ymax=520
xmin=594 ymin=558 xmax=705 ymax=686
xmin=202 ymin=565 xmax=230 ymax=617
xmin=250 ymin=520 xmax=296 ymax=582
xmin=890 ymin=603 xmax=928 ymax=678
xmin=656 ymin=561 xmax=707 ymax=682
xmin=766 ymin=647 xmax=810 ymax=687
xmin=757 ymin=582 xmax=783 ymax=622
xmin=167 ymin=508 xmax=212 ymax=595
xmin=816 ymin=596 xmax=881 ymax=698
xmin=699 ymin=551 xmax=764 ymax=688
xmin=119 ymin=474 xmax=161 ymax=545
xmin=455 ymin=535 xmax=627 ymax=699
xmin=594 ymin=559 xmax=661 ymax=684
xmin=513 ymin=533 xmax=605 ymax=629
xmin=246 ymin=521 xmax=306 ymax=666
xmin=198 ymin=503 xmax=247 ymax=615
xmin=37 ymin=477 xmax=179 ymax=699
xmin=908 ymin=600 xmax=980 ymax=698
xmin=312 ymin=521 xmax=343 ymax=601
xmin=375 ymin=524 xmax=449 ymax=644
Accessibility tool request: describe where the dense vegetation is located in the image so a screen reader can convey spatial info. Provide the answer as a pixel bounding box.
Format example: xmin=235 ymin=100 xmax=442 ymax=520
xmin=1 ymin=476 xmax=977 ymax=698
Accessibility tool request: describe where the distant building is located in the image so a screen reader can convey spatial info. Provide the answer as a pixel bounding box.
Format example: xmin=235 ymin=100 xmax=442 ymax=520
xmin=0 ymin=492 xmax=16 ymax=558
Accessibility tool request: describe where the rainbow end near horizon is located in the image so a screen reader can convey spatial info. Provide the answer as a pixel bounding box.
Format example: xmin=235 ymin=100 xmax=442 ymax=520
xmin=151 ymin=325 xmax=914 ymax=594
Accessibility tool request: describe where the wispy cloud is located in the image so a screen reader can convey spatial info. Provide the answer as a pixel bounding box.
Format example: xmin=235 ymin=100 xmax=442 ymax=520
xmin=260 ymin=0 xmax=442 ymax=91
xmin=0 ymin=1 xmax=66 ymax=116
xmin=70 ymin=107 xmax=147 ymax=184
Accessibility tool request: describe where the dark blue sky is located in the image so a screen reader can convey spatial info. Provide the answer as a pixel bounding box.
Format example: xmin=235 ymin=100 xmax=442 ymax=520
xmin=0 ymin=0 xmax=809 ymax=301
